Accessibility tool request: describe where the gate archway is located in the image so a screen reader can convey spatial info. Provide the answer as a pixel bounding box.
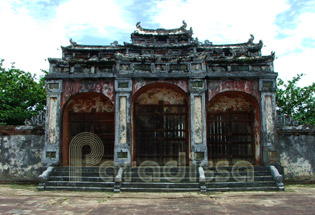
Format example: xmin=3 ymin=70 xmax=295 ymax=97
xmin=207 ymin=91 xmax=261 ymax=165
xmin=62 ymin=92 xmax=114 ymax=166
xmin=132 ymin=84 xmax=189 ymax=166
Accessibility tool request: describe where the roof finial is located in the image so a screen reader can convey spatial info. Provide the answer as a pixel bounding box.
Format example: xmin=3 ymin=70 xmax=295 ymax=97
xmin=136 ymin=22 xmax=143 ymax=30
xmin=70 ymin=38 xmax=77 ymax=46
xmin=181 ymin=20 xmax=187 ymax=29
xmin=204 ymin=40 xmax=212 ymax=45
xmin=248 ymin=34 xmax=254 ymax=43
xmin=110 ymin=41 xmax=119 ymax=46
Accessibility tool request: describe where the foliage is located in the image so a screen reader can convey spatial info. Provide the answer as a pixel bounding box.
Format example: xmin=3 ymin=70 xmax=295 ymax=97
xmin=276 ymin=74 xmax=315 ymax=125
xmin=0 ymin=59 xmax=47 ymax=125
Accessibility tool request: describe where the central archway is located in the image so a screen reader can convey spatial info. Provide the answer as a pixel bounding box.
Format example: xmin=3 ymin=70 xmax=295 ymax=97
xmin=132 ymin=83 xmax=189 ymax=166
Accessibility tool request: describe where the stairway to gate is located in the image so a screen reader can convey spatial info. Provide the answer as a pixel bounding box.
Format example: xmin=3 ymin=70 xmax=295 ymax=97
xmin=120 ymin=166 xmax=200 ymax=192
xmin=38 ymin=166 xmax=116 ymax=192
xmin=38 ymin=166 xmax=283 ymax=192
xmin=202 ymin=166 xmax=281 ymax=192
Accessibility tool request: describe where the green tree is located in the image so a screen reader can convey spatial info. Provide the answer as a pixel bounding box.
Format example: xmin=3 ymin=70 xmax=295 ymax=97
xmin=0 ymin=59 xmax=47 ymax=125
xmin=276 ymin=74 xmax=315 ymax=125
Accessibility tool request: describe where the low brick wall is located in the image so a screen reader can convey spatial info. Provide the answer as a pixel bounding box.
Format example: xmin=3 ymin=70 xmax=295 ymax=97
xmin=0 ymin=126 xmax=45 ymax=182
xmin=278 ymin=125 xmax=315 ymax=182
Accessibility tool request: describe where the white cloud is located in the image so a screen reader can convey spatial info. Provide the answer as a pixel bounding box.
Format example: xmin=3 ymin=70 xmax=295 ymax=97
xmin=54 ymin=0 xmax=134 ymax=41
xmin=0 ymin=0 xmax=314 ymax=87
xmin=272 ymin=10 xmax=315 ymax=85
xmin=275 ymin=48 xmax=315 ymax=86
xmin=0 ymin=0 xmax=134 ymax=75
xmin=0 ymin=0 xmax=62 ymax=75
xmin=151 ymin=0 xmax=315 ymax=86
xmin=151 ymin=0 xmax=289 ymax=45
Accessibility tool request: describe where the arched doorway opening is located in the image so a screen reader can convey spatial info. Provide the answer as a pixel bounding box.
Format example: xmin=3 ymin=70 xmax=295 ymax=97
xmin=207 ymin=91 xmax=261 ymax=165
xmin=132 ymin=83 xmax=189 ymax=166
xmin=62 ymin=92 xmax=114 ymax=166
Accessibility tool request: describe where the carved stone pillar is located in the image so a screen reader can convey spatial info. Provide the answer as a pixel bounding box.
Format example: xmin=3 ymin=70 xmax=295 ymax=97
xmin=189 ymin=79 xmax=208 ymax=165
xmin=259 ymin=79 xmax=278 ymax=165
xmin=43 ymin=80 xmax=63 ymax=165
xmin=114 ymin=79 xmax=132 ymax=166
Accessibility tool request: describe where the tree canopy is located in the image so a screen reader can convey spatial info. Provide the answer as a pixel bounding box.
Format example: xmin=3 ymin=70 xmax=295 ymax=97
xmin=276 ymin=74 xmax=315 ymax=125
xmin=0 ymin=60 xmax=47 ymax=125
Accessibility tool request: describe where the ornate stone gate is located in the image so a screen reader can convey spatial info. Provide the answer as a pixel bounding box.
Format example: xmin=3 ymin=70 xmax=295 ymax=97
xmin=43 ymin=21 xmax=278 ymax=168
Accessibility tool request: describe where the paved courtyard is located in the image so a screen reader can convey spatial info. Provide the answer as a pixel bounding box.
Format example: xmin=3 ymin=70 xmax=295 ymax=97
xmin=0 ymin=184 xmax=314 ymax=214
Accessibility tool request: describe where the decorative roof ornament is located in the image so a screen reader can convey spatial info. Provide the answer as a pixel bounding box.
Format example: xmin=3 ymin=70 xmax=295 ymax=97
xmin=69 ymin=38 xmax=77 ymax=46
xmin=248 ymin=34 xmax=254 ymax=43
xmin=136 ymin=22 xmax=143 ymax=31
xmin=181 ymin=20 xmax=187 ymax=29
xmin=194 ymin=37 xmax=201 ymax=45
xmin=271 ymin=51 xmax=276 ymax=59
xmin=204 ymin=40 xmax=213 ymax=45
xmin=133 ymin=21 xmax=193 ymax=36
xmin=110 ymin=41 xmax=119 ymax=46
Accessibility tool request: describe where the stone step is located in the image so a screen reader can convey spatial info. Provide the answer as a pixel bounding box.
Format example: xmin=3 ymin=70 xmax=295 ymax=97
xmin=48 ymin=176 xmax=115 ymax=182
xmin=123 ymin=171 xmax=197 ymax=176
xmin=46 ymin=181 xmax=114 ymax=188
xmin=206 ymin=186 xmax=279 ymax=192
xmin=122 ymin=182 xmax=200 ymax=189
xmin=204 ymin=171 xmax=272 ymax=177
xmin=52 ymin=166 xmax=117 ymax=171
xmin=120 ymin=175 xmax=274 ymax=183
xmin=40 ymin=165 xmax=282 ymax=192
xmin=203 ymin=166 xmax=270 ymax=171
xmin=205 ymin=181 xmax=276 ymax=188
xmin=125 ymin=167 xmax=197 ymax=170
xmin=123 ymin=177 xmax=199 ymax=183
xmin=50 ymin=172 xmax=115 ymax=178
xmin=120 ymin=187 xmax=200 ymax=192
xmin=203 ymin=175 xmax=274 ymax=182
xmin=43 ymin=186 xmax=113 ymax=192
xmin=204 ymin=175 xmax=273 ymax=180
xmin=124 ymin=168 xmax=197 ymax=174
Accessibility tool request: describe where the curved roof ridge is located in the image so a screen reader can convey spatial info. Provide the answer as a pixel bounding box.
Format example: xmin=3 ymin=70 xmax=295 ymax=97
xmin=134 ymin=20 xmax=193 ymax=35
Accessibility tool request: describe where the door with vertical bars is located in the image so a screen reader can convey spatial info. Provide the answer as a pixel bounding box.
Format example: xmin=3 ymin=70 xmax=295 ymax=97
xmin=134 ymin=101 xmax=188 ymax=165
xmin=69 ymin=111 xmax=115 ymax=165
xmin=207 ymin=111 xmax=254 ymax=164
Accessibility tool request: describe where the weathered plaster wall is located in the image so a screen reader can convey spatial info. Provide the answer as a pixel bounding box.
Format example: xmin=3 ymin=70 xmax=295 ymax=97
xmin=207 ymin=93 xmax=253 ymax=112
xmin=119 ymin=96 xmax=127 ymax=144
xmin=189 ymin=79 xmax=208 ymax=165
xmin=278 ymin=125 xmax=315 ymax=182
xmin=62 ymin=79 xmax=115 ymax=108
xmin=67 ymin=93 xmax=114 ymax=113
xmin=207 ymin=80 xmax=260 ymax=105
xmin=193 ymin=96 xmax=202 ymax=144
xmin=136 ymin=87 xmax=186 ymax=105
xmin=132 ymin=80 xmax=188 ymax=96
xmin=0 ymin=126 xmax=45 ymax=182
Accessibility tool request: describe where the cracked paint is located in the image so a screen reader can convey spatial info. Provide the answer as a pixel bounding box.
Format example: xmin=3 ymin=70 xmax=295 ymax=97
xmin=119 ymin=96 xmax=127 ymax=144
xmin=280 ymin=153 xmax=314 ymax=181
xmin=136 ymin=88 xmax=185 ymax=105
xmin=194 ymin=96 xmax=203 ymax=144
xmin=48 ymin=97 xmax=57 ymax=144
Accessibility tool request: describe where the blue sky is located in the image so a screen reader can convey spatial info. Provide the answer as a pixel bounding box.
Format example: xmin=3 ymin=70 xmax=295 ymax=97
xmin=0 ymin=0 xmax=314 ymax=86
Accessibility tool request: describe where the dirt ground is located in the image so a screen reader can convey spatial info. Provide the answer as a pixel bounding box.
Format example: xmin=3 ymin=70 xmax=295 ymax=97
xmin=0 ymin=184 xmax=314 ymax=214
